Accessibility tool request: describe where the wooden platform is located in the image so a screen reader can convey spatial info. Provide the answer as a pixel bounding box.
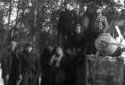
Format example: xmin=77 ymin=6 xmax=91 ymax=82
xmin=86 ymin=55 xmax=124 ymax=85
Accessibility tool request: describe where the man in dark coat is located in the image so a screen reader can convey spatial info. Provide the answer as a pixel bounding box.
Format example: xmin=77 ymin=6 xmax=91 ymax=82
xmin=49 ymin=46 xmax=65 ymax=85
xmin=19 ymin=44 xmax=40 ymax=85
xmin=7 ymin=41 xmax=20 ymax=85
xmin=71 ymin=5 xmax=89 ymax=49
xmin=40 ymin=45 xmax=54 ymax=85
xmin=57 ymin=3 xmax=77 ymax=49
xmin=1 ymin=47 xmax=11 ymax=85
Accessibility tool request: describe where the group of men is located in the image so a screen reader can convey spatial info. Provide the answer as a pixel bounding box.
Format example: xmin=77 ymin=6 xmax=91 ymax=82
xmin=1 ymin=2 xmax=109 ymax=85
xmin=40 ymin=2 xmax=109 ymax=85
xmin=57 ymin=3 xmax=108 ymax=54
xmin=2 ymin=41 xmax=40 ymax=85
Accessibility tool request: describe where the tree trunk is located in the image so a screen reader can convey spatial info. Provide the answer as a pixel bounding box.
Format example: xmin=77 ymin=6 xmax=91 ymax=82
xmin=15 ymin=0 xmax=21 ymax=27
xmin=32 ymin=0 xmax=40 ymax=56
xmin=3 ymin=0 xmax=13 ymax=47
xmin=8 ymin=0 xmax=12 ymax=30
xmin=33 ymin=0 xmax=45 ymax=56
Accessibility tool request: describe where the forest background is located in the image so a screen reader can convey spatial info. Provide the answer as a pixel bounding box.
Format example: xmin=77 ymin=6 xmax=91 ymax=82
xmin=0 ymin=0 xmax=124 ymax=60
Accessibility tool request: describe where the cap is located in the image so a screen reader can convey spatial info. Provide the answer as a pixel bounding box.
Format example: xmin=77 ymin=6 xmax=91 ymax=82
xmin=96 ymin=6 xmax=103 ymax=11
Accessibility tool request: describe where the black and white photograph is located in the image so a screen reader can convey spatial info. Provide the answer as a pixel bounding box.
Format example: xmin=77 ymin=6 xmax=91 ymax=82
xmin=0 ymin=0 xmax=125 ymax=85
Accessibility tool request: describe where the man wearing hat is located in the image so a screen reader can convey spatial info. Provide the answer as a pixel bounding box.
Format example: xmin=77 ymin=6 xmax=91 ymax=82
xmin=1 ymin=41 xmax=19 ymax=85
xmin=85 ymin=6 xmax=108 ymax=54
xmin=19 ymin=43 xmax=40 ymax=85
xmin=7 ymin=41 xmax=20 ymax=85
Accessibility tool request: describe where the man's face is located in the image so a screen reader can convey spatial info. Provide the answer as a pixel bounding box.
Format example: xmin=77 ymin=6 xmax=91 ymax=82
xmin=27 ymin=46 xmax=33 ymax=53
xmin=83 ymin=6 xmax=87 ymax=11
xmin=56 ymin=47 xmax=63 ymax=55
xmin=96 ymin=8 xmax=102 ymax=14
xmin=11 ymin=42 xmax=17 ymax=50
xmin=75 ymin=24 xmax=81 ymax=34
xmin=76 ymin=9 xmax=79 ymax=15
xmin=48 ymin=45 xmax=54 ymax=52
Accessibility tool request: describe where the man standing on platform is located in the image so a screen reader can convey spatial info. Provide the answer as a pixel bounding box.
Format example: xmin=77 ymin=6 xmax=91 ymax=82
xmin=57 ymin=2 xmax=77 ymax=49
xmin=85 ymin=6 xmax=108 ymax=54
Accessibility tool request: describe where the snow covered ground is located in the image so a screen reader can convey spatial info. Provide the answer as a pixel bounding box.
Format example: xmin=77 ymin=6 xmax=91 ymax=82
xmin=0 ymin=64 xmax=4 ymax=85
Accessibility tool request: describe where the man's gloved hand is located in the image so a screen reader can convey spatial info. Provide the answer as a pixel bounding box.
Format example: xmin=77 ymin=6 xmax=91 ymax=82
xmin=56 ymin=62 xmax=60 ymax=67
xmin=17 ymin=75 xmax=22 ymax=85
xmin=19 ymin=74 xmax=22 ymax=80
xmin=6 ymin=74 xmax=9 ymax=80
